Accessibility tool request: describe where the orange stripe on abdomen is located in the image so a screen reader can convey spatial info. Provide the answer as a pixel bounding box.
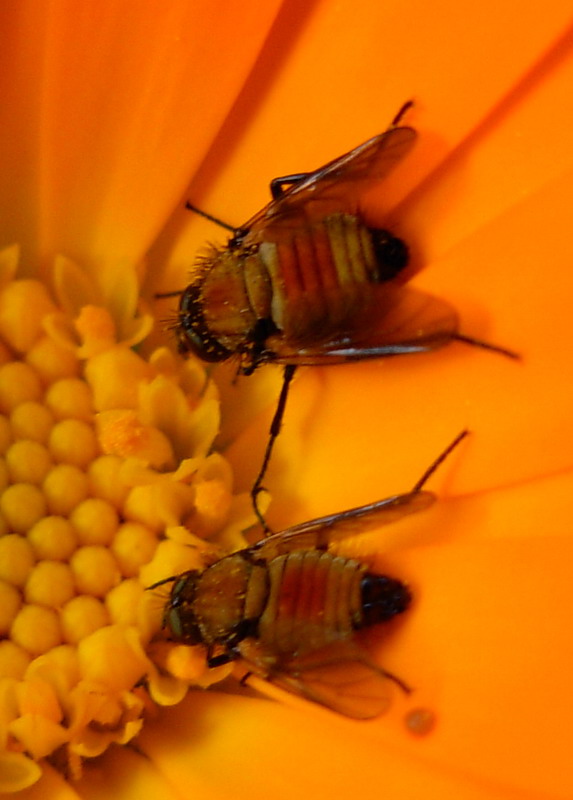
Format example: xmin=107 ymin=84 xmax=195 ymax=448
xmin=258 ymin=552 xmax=364 ymax=655
xmin=294 ymin=552 xmax=328 ymax=627
xmin=295 ymin=224 xmax=339 ymax=293
xmin=265 ymin=215 xmax=373 ymax=302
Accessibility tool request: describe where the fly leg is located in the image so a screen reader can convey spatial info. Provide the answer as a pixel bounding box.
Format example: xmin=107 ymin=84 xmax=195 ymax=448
xmin=452 ymin=332 xmax=519 ymax=360
xmin=251 ymin=364 xmax=297 ymax=533
xmin=410 ymin=429 xmax=470 ymax=492
xmin=206 ymin=644 xmax=237 ymax=668
xmin=390 ymin=99 xmax=414 ymax=126
xmin=269 ymin=173 xmax=310 ymax=199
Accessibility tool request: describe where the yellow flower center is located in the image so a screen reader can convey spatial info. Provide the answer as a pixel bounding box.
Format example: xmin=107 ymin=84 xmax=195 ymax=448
xmin=0 ymin=253 xmax=249 ymax=791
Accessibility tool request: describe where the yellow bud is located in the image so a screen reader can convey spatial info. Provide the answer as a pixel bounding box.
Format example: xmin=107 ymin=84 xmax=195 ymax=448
xmin=0 ymin=362 xmax=42 ymax=413
xmin=24 ymin=643 xmax=80 ymax=697
xmin=10 ymin=401 xmax=54 ymax=443
xmin=85 ymin=346 xmax=153 ymax=411
xmin=26 ymin=335 xmax=80 ymax=383
xmin=87 ymin=455 xmax=129 ymax=509
xmin=77 ymin=625 xmax=148 ymax=692
xmin=9 ymin=714 xmax=68 ymax=760
xmin=45 ymin=378 xmax=94 ymax=421
xmin=111 ymin=522 xmax=157 ymax=577
xmin=0 ymin=534 xmax=35 ymax=587
xmin=0 ymin=641 xmax=31 ymax=679
xmin=105 ymin=579 xmax=144 ymax=626
xmin=16 ymin=676 xmax=62 ymax=721
xmin=139 ymin=539 xmax=204 ymax=589
xmin=48 ymin=419 xmax=99 ymax=468
xmin=70 ymin=498 xmax=119 ymax=546
xmin=188 ymin=479 xmax=232 ymax=537
xmin=95 ymin=409 xmax=175 ymax=469
xmin=25 ymin=561 xmax=75 ymax=607
xmin=74 ymin=305 xmax=116 ymax=355
xmin=124 ymin=481 xmax=195 ymax=531
xmin=6 ymin=440 xmax=52 ymax=484
xmin=0 ymin=280 xmax=56 ymax=353
xmin=11 ymin=605 xmax=62 ymax=656
xmin=27 ymin=516 xmax=78 ymax=561
xmin=43 ymin=464 xmax=89 ymax=515
xmin=0 ymin=483 xmax=47 ymax=533
xmin=61 ymin=596 xmax=110 ymax=644
xmin=165 ymin=644 xmax=209 ymax=682
xmin=70 ymin=546 xmax=120 ymax=597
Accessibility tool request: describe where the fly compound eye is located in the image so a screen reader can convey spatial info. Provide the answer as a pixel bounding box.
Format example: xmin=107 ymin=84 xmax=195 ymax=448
xmin=371 ymin=230 xmax=409 ymax=280
xmin=165 ymin=606 xmax=184 ymax=639
xmin=177 ymin=284 xmax=232 ymax=363
xmin=162 ymin=572 xmax=204 ymax=644
xmin=164 ymin=602 xmax=204 ymax=644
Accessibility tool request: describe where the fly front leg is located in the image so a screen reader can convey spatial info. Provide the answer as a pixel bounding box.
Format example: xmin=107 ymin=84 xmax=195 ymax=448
xmin=206 ymin=645 xmax=236 ymax=668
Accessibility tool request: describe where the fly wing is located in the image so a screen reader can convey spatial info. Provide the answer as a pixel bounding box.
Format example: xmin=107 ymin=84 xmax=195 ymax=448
xmin=259 ymin=642 xmax=404 ymax=719
xmin=241 ymin=127 xmax=417 ymax=236
xmin=264 ymin=283 xmax=459 ymax=365
xmin=251 ymin=490 xmax=434 ymax=559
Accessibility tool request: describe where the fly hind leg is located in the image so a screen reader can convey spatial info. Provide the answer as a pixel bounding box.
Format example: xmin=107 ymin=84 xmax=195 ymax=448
xmin=251 ymin=364 xmax=297 ymax=534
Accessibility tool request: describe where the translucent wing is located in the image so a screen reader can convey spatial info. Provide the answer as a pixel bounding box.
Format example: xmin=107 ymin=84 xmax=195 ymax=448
xmin=251 ymin=490 xmax=434 ymax=559
xmin=263 ymin=283 xmax=459 ymax=365
xmin=245 ymin=642 xmax=405 ymax=719
xmin=241 ymin=126 xmax=417 ymax=236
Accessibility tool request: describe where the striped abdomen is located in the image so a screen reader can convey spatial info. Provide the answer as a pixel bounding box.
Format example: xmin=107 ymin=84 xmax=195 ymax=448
xmin=258 ymin=213 xmax=378 ymax=343
xmin=257 ymin=550 xmax=410 ymax=656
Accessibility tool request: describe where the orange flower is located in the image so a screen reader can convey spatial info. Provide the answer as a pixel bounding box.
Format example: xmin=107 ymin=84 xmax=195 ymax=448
xmin=1 ymin=0 xmax=573 ymax=798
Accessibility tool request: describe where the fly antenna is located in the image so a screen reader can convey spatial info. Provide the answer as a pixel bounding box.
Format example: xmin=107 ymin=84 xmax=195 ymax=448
xmin=146 ymin=575 xmax=178 ymax=591
xmin=411 ymin=429 xmax=469 ymax=493
xmin=185 ymin=202 xmax=237 ymax=233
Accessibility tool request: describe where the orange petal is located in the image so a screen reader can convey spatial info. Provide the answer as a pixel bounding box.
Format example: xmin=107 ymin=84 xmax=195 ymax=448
xmin=0 ymin=0 xmax=284 ymax=277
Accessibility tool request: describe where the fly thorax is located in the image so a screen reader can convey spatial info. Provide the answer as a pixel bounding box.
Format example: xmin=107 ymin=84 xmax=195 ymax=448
xmin=192 ymin=554 xmax=253 ymax=645
xmin=242 ymin=250 xmax=274 ymax=321
xmin=197 ymin=249 xmax=260 ymax=350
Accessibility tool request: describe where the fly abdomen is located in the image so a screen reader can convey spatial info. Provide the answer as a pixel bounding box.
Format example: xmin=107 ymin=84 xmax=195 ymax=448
xmin=257 ymin=550 xmax=365 ymax=655
xmin=359 ymin=573 xmax=412 ymax=628
xmin=258 ymin=214 xmax=378 ymax=339
xmin=263 ymin=214 xmax=376 ymax=294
